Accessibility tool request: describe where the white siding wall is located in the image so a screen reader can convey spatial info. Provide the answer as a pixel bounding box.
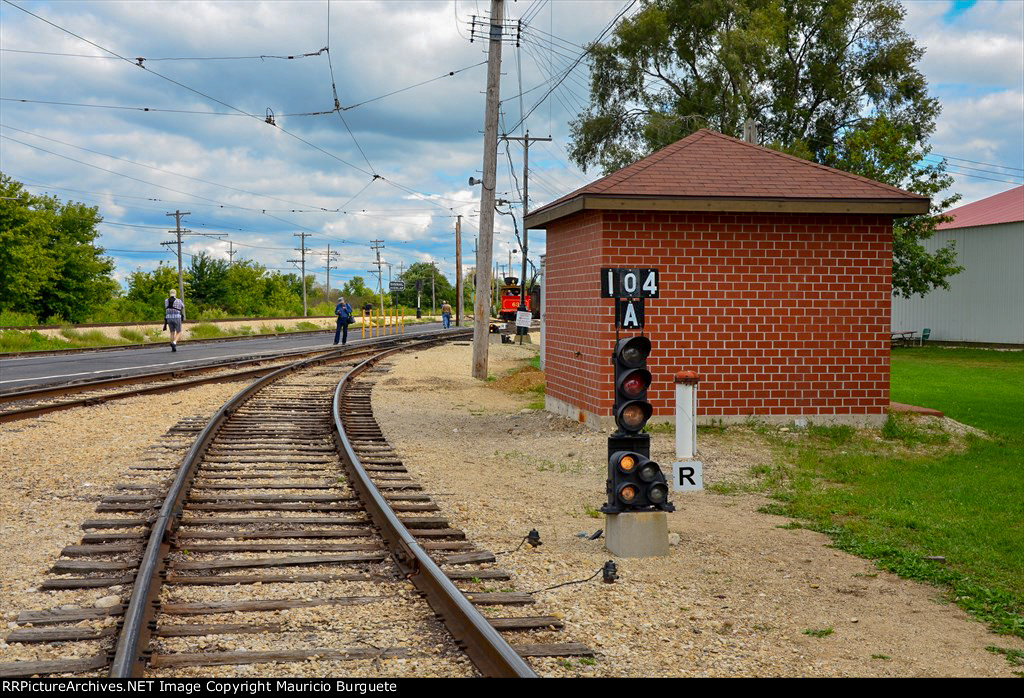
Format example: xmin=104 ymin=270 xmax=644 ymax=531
xmin=891 ymin=222 xmax=1024 ymax=344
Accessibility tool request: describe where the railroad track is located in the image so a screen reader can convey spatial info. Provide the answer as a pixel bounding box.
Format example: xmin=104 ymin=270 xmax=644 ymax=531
xmin=1 ymin=331 xmax=591 ymax=678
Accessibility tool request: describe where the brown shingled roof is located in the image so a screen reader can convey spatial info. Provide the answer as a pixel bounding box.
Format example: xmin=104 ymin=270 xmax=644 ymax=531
xmin=526 ymin=129 xmax=930 ymax=228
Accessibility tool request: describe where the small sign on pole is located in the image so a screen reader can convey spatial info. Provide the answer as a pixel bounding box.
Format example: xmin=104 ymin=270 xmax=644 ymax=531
xmin=673 ymin=461 xmax=704 ymax=492
xmin=515 ymin=310 xmax=532 ymax=328
xmin=389 ymin=281 xmax=406 ymax=292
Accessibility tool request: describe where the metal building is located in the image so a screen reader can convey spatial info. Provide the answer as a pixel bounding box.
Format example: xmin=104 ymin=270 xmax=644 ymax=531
xmin=891 ymin=185 xmax=1024 ymax=345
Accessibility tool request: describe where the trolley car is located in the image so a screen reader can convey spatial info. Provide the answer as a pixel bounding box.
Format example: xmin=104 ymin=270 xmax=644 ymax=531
xmin=498 ymin=276 xmax=531 ymax=322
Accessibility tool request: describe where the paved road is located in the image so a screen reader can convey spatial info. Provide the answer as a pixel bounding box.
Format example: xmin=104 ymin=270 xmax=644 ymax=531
xmin=0 ymin=323 xmax=454 ymax=391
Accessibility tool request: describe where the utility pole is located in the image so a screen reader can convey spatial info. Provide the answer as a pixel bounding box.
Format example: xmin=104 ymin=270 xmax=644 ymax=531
xmin=472 ymin=0 xmax=504 ymax=380
xmin=323 ymin=245 xmax=339 ymax=304
xmin=455 ymin=215 xmax=463 ymax=326
xmin=370 ymin=240 xmax=385 ymax=324
xmin=163 ymin=210 xmax=192 ymax=299
xmin=227 ymin=239 xmax=237 ymax=266
xmin=289 ymin=233 xmax=312 ymax=316
xmin=502 ymin=130 xmax=551 ymax=322
xmin=431 ymin=261 xmax=436 ymax=316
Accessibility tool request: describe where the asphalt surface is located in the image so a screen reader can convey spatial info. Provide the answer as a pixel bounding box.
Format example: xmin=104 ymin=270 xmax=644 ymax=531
xmin=0 ymin=322 xmax=453 ymax=392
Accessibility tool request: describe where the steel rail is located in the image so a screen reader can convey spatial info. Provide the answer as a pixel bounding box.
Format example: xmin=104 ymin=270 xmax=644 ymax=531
xmin=332 ymin=339 xmax=537 ymax=678
xmin=108 ymin=330 xmax=460 ymax=677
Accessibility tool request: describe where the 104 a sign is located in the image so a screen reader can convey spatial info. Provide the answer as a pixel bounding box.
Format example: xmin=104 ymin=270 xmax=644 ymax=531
xmin=601 ymin=268 xmax=659 ymax=299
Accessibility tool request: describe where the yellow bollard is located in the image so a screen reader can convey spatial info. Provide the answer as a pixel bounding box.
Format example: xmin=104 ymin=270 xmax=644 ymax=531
xmin=361 ymin=310 xmax=366 ymax=339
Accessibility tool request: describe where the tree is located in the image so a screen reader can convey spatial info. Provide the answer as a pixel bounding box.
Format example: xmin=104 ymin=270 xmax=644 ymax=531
xmin=124 ymin=262 xmax=182 ymax=321
xmin=395 ymin=262 xmax=454 ymax=310
xmin=188 ymin=252 xmax=230 ymax=310
xmin=0 ymin=174 xmax=117 ymax=322
xmin=570 ymin=0 xmax=961 ymax=295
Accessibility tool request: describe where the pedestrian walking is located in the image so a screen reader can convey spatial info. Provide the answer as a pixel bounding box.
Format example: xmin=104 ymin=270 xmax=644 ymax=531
xmin=334 ymin=296 xmax=353 ymax=345
xmin=441 ymin=300 xmax=452 ymax=329
xmin=164 ymin=289 xmax=185 ymax=352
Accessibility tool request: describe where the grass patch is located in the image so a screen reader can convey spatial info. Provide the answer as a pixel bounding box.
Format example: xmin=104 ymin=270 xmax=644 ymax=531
xmin=644 ymin=421 xmax=675 ymax=434
xmin=802 ymin=627 xmax=834 ymax=638
xmin=755 ymin=348 xmax=1024 ymax=638
xmin=118 ymin=328 xmax=145 ymax=343
xmin=583 ymin=505 xmax=602 ymax=520
xmin=295 ymin=321 xmax=319 ymax=331
xmin=187 ymin=323 xmax=227 ymax=340
xmin=57 ymin=328 xmax=125 ymax=348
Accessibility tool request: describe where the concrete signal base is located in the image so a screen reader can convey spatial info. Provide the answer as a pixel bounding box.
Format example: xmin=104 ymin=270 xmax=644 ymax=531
xmin=605 ymin=511 xmax=669 ymax=558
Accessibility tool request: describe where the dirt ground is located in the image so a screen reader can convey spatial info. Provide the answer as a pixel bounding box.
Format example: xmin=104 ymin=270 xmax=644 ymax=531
xmin=372 ymin=340 xmax=1024 ymax=678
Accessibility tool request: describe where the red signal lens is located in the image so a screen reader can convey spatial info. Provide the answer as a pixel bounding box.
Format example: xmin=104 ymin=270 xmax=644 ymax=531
xmin=622 ymin=375 xmax=646 ymax=398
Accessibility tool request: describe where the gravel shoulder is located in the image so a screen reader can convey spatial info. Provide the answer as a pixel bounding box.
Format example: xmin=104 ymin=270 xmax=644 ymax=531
xmin=0 ymin=382 xmax=244 ymax=663
xmin=372 ymin=340 xmax=1024 ymax=677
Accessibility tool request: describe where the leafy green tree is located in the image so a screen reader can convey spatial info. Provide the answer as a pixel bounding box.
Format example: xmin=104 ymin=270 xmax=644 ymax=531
xmin=570 ymin=0 xmax=960 ymax=296
xmin=0 ymin=175 xmax=57 ymax=319
xmin=395 ymin=262 xmax=454 ymax=310
xmin=188 ymin=252 xmax=229 ymax=310
xmin=124 ymin=263 xmax=182 ymax=321
xmin=824 ymin=115 xmax=962 ymax=297
xmin=340 ymin=275 xmax=379 ymax=309
xmin=0 ymin=174 xmax=117 ymax=322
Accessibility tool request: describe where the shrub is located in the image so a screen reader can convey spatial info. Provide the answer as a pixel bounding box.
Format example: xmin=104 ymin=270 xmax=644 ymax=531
xmin=0 ymin=309 xmax=38 ymax=327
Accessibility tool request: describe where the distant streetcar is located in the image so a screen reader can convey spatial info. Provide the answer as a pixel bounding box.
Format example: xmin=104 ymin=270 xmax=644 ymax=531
xmin=498 ymin=276 xmax=531 ymax=322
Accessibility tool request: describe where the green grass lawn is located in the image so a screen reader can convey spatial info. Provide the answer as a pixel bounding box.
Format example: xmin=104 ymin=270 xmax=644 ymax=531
xmin=756 ymin=347 xmax=1024 ymax=639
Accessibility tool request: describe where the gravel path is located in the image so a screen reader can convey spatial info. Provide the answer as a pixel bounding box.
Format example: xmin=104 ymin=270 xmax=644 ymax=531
xmin=372 ymin=341 xmax=1024 ymax=677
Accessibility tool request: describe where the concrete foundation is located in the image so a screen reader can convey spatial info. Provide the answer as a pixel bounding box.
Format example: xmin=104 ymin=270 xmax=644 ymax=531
xmin=605 ymin=511 xmax=669 ymax=558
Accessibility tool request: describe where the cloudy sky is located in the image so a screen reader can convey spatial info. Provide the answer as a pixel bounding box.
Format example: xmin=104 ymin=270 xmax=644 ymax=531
xmin=1 ymin=0 xmax=1021 ymax=292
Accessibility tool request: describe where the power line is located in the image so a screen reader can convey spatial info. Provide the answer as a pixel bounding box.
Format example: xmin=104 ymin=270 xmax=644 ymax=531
xmin=0 ymin=46 xmax=329 ymax=62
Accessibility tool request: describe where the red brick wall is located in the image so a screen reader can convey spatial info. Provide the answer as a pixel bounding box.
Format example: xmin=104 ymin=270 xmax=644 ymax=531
xmin=544 ymin=210 xmax=893 ymax=418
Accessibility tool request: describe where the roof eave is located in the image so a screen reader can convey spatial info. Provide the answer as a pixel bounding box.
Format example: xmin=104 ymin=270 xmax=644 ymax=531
xmin=525 ymin=195 xmax=930 ymax=229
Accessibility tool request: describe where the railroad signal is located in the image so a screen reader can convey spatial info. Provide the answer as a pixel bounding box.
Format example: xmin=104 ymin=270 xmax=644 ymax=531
xmin=602 ymin=335 xmax=673 ymax=514
xmin=613 ymin=335 xmax=653 ymax=435
xmin=603 ymin=450 xmax=674 ymax=513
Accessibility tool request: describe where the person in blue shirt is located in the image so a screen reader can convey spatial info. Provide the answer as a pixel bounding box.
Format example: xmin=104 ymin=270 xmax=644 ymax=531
xmin=334 ymin=296 xmax=353 ymax=345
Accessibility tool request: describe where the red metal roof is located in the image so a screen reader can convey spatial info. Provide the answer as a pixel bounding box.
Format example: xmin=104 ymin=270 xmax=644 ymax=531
xmin=531 ymin=129 xmax=928 ymax=216
xmin=937 ymin=185 xmax=1024 ymax=230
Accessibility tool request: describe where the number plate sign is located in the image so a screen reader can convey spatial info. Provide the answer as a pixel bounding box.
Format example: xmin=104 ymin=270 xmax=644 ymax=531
xmin=389 ymin=281 xmax=406 ymax=292
xmin=601 ymin=268 xmax=659 ymax=298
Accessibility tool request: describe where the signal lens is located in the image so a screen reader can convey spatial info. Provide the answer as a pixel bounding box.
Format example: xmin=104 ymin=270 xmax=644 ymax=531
xmin=621 ymin=404 xmax=646 ymax=430
xmin=618 ymin=484 xmax=638 ymax=503
xmin=621 ymin=346 xmax=644 ymax=366
xmin=622 ymin=375 xmax=646 ymax=398
xmin=638 ymin=463 xmax=658 ymax=482
xmin=648 ymin=482 xmax=668 ymax=505
xmin=618 ymin=455 xmax=636 ymax=472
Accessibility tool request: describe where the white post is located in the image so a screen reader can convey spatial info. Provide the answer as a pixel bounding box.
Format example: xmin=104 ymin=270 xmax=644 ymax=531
xmin=673 ymin=371 xmax=703 ymax=492
xmin=675 ymin=370 xmax=699 ymax=459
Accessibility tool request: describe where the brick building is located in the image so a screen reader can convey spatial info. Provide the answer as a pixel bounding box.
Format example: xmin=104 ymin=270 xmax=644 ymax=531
xmin=525 ymin=129 xmax=930 ymax=427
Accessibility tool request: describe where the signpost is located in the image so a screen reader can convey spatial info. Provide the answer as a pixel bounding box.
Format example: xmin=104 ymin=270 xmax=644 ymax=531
xmin=389 ymin=281 xmax=406 ymax=292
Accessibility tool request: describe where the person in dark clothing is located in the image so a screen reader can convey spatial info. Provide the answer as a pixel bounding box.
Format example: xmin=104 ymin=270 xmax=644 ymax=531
xmin=334 ymin=296 xmax=353 ymax=345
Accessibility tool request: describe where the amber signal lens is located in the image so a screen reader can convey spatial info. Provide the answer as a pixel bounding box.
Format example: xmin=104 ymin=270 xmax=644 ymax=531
xmin=621 ymin=404 xmax=645 ymax=429
xmin=619 ymin=455 xmax=636 ymax=472
xmin=619 ymin=485 xmax=637 ymax=503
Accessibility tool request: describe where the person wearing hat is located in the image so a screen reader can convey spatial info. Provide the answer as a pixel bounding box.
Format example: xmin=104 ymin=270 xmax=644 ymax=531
xmin=164 ymin=289 xmax=185 ymax=351
xmin=333 ymin=295 xmax=353 ymax=345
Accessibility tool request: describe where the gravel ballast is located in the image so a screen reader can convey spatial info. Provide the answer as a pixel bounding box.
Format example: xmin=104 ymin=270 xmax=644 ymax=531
xmin=371 ymin=340 xmax=1024 ymax=678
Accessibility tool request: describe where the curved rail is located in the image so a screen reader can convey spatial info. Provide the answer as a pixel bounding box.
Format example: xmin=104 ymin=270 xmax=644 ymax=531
xmin=332 ymin=343 xmax=537 ymax=678
xmin=109 ymin=329 xmax=464 ymax=677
